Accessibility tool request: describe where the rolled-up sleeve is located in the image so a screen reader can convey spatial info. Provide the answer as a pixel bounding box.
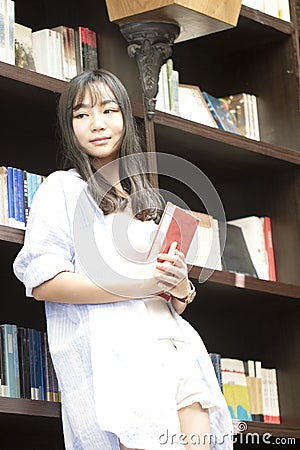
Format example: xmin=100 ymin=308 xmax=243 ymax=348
xmin=13 ymin=171 xmax=76 ymax=297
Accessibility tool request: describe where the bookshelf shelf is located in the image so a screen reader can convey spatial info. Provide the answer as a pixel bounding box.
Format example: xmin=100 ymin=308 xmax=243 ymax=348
xmin=0 ymin=397 xmax=60 ymax=418
xmin=153 ymin=110 xmax=300 ymax=166
xmin=0 ymin=61 xmax=66 ymax=93
xmin=241 ymin=5 xmax=294 ymax=34
xmin=189 ymin=266 xmax=300 ymax=300
xmin=0 ymin=225 xmax=25 ymax=245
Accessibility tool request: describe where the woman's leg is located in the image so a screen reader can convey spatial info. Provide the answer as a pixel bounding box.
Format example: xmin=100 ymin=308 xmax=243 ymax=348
xmin=119 ymin=442 xmax=142 ymax=450
xmin=178 ymin=402 xmax=210 ymax=450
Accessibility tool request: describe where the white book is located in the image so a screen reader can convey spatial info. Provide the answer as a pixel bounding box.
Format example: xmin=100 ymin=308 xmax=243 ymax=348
xmin=270 ymin=367 xmax=280 ymax=423
xmin=0 ymin=0 xmax=14 ymax=64
xmin=228 ymin=215 xmax=269 ymax=280
xmin=14 ymin=22 xmax=36 ymax=71
xmin=156 ymin=62 xmax=169 ymax=113
xmin=250 ymin=94 xmax=260 ymax=140
xmin=263 ymin=0 xmax=279 ymax=18
xmin=186 ymin=212 xmax=222 ymax=271
xmin=242 ymin=0 xmax=264 ymax=12
xmin=277 ymin=0 xmax=290 ymax=21
xmin=32 ymin=28 xmax=54 ymax=77
xmin=178 ymin=84 xmax=218 ymax=128
xmin=0 ymin=0 xmax=5 ymax=62
xmin=261 ymin=368 xmax=272 ymax=420
xmin=52 ymin=25 xmax=70 ymax=80
xmin=6 ymin=0 xmax=14 ymax=64
xmin=51 ymin=29 xmax=63 ymax=79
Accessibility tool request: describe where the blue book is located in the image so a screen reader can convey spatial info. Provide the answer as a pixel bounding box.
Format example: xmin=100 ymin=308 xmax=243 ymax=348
xmin=0 ymin=324 xmax=20 ymax=398
xmin=6 ymin=167 xmax=16 ymax=226
xmin=202 ymin=91 xmax=242 ymax=136
xmin=15 ymin=167 xmax=25 ymax=228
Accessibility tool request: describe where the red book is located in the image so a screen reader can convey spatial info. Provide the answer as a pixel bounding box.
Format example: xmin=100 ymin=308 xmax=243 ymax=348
xmin=147 ymin=201 xmax=199 ymax=261
xmin=263 ymin=216 xmax=277 ymax=281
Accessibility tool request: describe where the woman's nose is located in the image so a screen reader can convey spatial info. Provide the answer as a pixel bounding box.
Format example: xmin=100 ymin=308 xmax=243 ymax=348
xmin=91 ymin=113 xmax=106 ymax=130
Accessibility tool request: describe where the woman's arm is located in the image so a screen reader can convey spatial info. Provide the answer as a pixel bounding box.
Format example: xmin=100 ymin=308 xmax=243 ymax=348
xmin=33 ymin=268 xmax=160 ymax=304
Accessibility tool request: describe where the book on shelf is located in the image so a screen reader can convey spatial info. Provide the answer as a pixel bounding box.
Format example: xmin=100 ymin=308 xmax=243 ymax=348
xmin=14 ymin=22 xmax=36 ymax=71
xmin=220 ymin=357 xmax=252 ymax=421
xmin=0 ymin=165 xmax=44 ymax=228
xmin=186 ymin=211 xmax=222 ymax=271
xmin=210 ymin=353 xmax=281 ymax=424
xmin=202 ymin=91 xmax=243 ymax=136
xmin=32 ymin=28 xmax=56 ymax=78
xmin=221 ymin=222 xmax=258 ymax=278
xmin=218 ymin=92 xmax=260 ymax=141
xmin=244 ymin=359 xmax=264 ymax=422
xmin=0 ymin=0 xmax=15 ymax=64
xmin=0 ymin=324 xmax=20 ymax=398
xmin=228 ymin=215 xmax=276 ymax=281
xmin=146 ymin=201 xmax=199 ymax=262
xmin=209 ymin=352 xmax=223 ymax=392
xmin=242 ymin=0 xmax=290 ymax=21
xmin=0 ymin=323 xmax=60 ymax=402
xmin=178 ymin=84 xmax=218 ymax=128
xmin=156 ymin=59 xmax=179 ymax=115
xmin=261 ymin=366 xmax=281 ymax=424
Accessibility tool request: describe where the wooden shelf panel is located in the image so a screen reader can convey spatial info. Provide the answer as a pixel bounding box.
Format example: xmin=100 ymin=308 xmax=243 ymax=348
xmin=0 ymin=225 xmax=25 ymax=245
xmin=241 ymin=5 xmax=294 ymax=34
xmin=189 ymin=266 xmax=300 ymax=300
xmin=0 ymin=397 xmax=60 ymax=418
xmin=0 ymin=62 xmax=66 ymax=93
xmin=153 ymin=110 xmax=300 ymax=168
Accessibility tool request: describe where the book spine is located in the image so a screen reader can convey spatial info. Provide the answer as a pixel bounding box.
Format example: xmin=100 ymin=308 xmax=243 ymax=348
xmin=263 ymin=216 xmax=277 ymax=281
xmin=74 ymin=26 xmax=83 ymax=74
xmin=35 ymin=329 xmax=45 ymax=400
xmin=22 ymin=170 xmax=29 ymax=225
xmin=202 ymin=91 xmax=225 ymax=131
xmin=6 ymin=166 xmax=16 ymax=226
xmin=0 ymin=324 xmax=17 ymax=397
xmin=0 ymin=325 xmax=8 ymax=396
xmin=270 ymin=368 xmax=281 ymax=423
xmin=67 ymin=26 xmax=77 ymax=78
xmin=11 ymin=324 xmax=20 ymax=398
xmin=0 ymin=0 xmax=6 ymax=62
xmin=6 ymin=0 xmax=14 ymax=64
xmin=16 ymin=167 xmax=25 ymax=229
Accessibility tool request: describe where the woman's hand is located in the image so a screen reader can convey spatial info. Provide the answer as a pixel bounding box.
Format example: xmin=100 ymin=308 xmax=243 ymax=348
xmin=155 ymin=241 xmax=191 ymax=299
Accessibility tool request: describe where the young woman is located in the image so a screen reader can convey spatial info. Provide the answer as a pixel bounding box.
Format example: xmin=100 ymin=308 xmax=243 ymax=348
xmin=13 ymin=69 xmax=233 ymax=450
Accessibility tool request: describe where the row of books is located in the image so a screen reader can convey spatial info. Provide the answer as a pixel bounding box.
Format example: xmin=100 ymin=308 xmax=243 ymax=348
xmin=156 ymin=59 xmax=260 ymax=141
xmin=0 ymin=165 xmax=276 ymax=282
xmin=0 ymin=1 xmax=99 ymax=79
xmin=0 ymin=323 xmax=59 ymax=401
xmin=242 ymin=0 xmax=291 ymax=21
xmin=0 ymin=166 xmax=45 ymax=229
xmin=210 ymin=354 xmax=281 ymax=424
xmin=185 ymin=211 xmax=276 ymax=282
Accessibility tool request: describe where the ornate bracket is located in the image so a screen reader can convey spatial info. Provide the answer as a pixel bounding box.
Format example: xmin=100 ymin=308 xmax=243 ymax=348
xmin=120 ymin=21 xmax=180 ymax=120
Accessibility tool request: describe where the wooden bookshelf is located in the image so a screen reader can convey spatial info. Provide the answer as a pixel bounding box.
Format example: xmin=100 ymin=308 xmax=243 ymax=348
xmin=0 ymin=0 xmax=299 ymax=447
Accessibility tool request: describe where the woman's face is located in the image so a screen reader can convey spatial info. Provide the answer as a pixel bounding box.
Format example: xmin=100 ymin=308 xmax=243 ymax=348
xmin=72 ymin=82 xmax=124 ymax=169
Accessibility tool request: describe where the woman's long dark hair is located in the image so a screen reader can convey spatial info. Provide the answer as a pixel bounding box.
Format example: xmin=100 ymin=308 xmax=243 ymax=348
xmin=57 ymin=69 xmax=164 ymax=222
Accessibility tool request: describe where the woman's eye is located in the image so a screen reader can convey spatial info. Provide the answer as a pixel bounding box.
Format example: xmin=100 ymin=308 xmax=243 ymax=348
xmin=74 ymin=113 xmax=88 ymax=119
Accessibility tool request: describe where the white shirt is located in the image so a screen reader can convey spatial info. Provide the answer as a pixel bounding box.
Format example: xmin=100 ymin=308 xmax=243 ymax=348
xmin=13 ymin=169 xmax=233 ymax=450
